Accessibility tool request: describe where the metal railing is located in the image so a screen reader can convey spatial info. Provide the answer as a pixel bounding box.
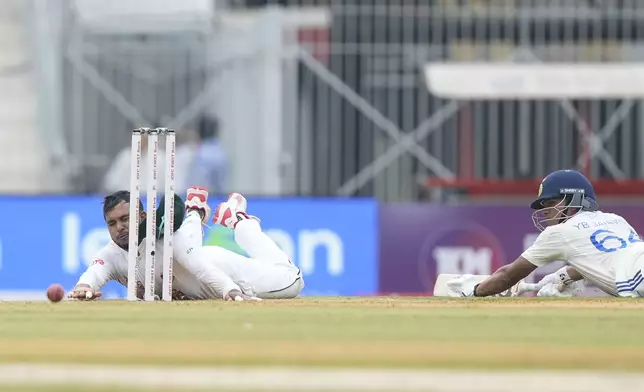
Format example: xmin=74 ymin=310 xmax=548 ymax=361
xmin=30 ymin=0 xmax=644 ymax=200
xmin=267 ymin=0 xmax=644 ymax=200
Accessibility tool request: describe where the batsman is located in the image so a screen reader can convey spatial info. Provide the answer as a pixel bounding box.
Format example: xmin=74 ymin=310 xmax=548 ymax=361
xmin=68 ymin=187 xmax=304 ymax=301
xmin=444 ymin=169 xmax=644 ymax=298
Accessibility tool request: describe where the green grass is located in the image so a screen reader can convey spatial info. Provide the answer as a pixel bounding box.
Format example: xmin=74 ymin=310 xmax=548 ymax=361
xmin=1 ymin=297 xmax=644 ymax=370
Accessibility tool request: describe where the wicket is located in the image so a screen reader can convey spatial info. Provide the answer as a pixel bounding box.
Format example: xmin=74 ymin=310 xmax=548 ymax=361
xmin=127 ymin=127 xmax=176 ymax=302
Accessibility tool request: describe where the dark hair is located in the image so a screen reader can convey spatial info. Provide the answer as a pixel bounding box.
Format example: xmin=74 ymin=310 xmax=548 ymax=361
xmin=198 ymin=116 xmax=219 ymax=140
xmin=103 ymin=190 xmax=143 ymax=219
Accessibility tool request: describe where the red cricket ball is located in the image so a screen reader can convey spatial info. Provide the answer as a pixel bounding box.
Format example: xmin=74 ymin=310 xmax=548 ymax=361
xmin=46 ymin=284 xmax=65 ymax=303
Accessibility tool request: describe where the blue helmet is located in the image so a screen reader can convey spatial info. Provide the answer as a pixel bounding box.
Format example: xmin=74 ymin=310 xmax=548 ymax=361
xmin=531 ymin=170 xmax=599 ymax=231
xmin=531 ymin=169 xmax=598 ymax=210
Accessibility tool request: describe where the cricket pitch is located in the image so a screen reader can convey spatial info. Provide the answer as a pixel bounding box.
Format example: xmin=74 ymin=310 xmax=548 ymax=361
xmin=1 ymin=297 xmax=643 ymax=391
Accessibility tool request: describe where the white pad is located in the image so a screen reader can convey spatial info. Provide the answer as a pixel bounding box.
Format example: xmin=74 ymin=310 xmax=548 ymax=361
xmin=433 ymin=274 xmax=490 ymax=297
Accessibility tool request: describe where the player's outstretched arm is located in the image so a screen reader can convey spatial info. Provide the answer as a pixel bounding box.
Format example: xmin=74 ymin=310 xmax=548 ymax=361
xmin=474 ymin=257 xmax=538 ymax=297
xmin=68 ymin=256 xmax=116 ymax=301
xmin=466 ymin=226 xmax=564 ymax=297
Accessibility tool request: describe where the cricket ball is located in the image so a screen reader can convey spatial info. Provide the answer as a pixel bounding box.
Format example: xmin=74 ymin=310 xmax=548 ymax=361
xmin=47 ymin=284 xmax=65 ymax=303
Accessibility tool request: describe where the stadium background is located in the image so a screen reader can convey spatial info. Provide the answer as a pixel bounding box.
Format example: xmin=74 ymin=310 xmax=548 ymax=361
xmin=1 ymin=0 xmax=643 ymax=299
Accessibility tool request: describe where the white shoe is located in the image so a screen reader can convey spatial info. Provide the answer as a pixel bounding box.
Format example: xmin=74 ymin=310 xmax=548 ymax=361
xmin=212 ymin=192 xmax=258 ymax=229
xmin=227 ymin=192 xmax=247 ymax=213
xmin=185 ymin=186 xmax=211 ymax=224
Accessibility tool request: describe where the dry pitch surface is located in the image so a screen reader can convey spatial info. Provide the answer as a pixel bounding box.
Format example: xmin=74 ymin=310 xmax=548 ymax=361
xmin=0 ymin=296 xmax=643 ymax=391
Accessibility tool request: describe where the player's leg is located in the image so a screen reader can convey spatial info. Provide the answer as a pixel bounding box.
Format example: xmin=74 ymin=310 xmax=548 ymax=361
xmin=635 ymin=257 xmax=644 ymax=298
xmin=213 ymin=192 xmax=292 ymax=267
xmin=211 ymin=193 xmax=303 ymax=298
xmin=256 ymin=273 xmax=304 ymax=299
xmin=196 ymin=244 xmax=302 ymax=298
xmin=187 ymin=245 xmax=254 ymax=296
xmin=616 ymin=255 xmax=644 ymax=298
xmin=235 ymin=218 xmax=293 ymax=266
xmin=173 ymin=186 xmax=212 ymax=259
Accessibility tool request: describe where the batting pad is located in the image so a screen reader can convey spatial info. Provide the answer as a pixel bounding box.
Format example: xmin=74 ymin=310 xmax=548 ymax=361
xmin=433 ymin=274 xmax=490 ymax=297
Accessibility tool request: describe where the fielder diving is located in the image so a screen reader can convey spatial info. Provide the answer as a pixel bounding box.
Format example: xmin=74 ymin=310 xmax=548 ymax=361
xmin=443 ymin=169 xmax=644 ymax=298
xmin=68 ymin=187 xmax=304 ymax=301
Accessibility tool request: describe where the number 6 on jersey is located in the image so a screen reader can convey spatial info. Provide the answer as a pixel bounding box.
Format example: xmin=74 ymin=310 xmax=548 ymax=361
xmin=590 ymin=229 xmax=642 ymax=253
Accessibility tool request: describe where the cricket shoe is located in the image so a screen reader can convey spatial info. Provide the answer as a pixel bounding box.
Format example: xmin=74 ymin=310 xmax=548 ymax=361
xmin=227 ymin=192 xmax=247 ymax=214
xmin=213 ymin=192 xmax=259 ymax=229
xmin=227 ymin=192 xmax=260 ymax=223
xmin=185 ymin=186 xmax=211 ymax=225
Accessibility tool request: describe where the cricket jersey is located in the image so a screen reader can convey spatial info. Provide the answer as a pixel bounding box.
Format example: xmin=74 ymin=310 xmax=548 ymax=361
xmin=522 ymin=211 xmax=644 ymax=297
xmin=76 ymin=212 xmax=303 ymax=300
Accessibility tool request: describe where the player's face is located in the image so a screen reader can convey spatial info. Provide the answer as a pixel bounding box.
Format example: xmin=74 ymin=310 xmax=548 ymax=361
xmin=532 ymin=197 xmax=565 ymax=231
xmin=540 ymin=198 xmax=568 ymax=226
xmin=105 ymin=201 xmax=131 ymax=249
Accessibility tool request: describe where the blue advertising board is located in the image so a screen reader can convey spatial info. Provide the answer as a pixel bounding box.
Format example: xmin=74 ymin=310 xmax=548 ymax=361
xmin=0 ymin=196 xmax=378 ymax=300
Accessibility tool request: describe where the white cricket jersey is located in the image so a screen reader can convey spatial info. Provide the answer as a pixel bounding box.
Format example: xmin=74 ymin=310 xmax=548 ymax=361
xmin=76 ymin=211 xmax=302 ymax=301
xmin=521 ymin=211 xmax=644 ymax=297
xmin=77 ymin=240 xmax=220 ymax=300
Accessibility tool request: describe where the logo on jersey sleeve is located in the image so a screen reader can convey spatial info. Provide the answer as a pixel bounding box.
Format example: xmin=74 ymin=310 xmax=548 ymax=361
xmin=92 ymin=259 xmax=105 ymax=266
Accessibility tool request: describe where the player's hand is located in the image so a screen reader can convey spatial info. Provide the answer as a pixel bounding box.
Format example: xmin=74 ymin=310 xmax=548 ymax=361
xmin=507 ymin=280 xmax=541 ymax=297
xmin=537 ymin=281 xmax=581 ymax=297
xmin=494 ymin=279 xmax=537 ymax=297
xmin=446 ymin=274 xmax=480 ymax=297
xmin=446 ymin=275 xmax=534 ymax=298
xmin=224 ymin=289 xmax=262 ymax=302
xmin=500 ymin=279 xmax=526 ymax=297
xmin=67 ymin=285 xmax=102 ymax=301
xmin=505 ymin=268 xmax=579 ymax=298
xmin=535 ymin=267 xmax=577 ymax=291
xmin=534 ymin=272 xmax=561 ymax=289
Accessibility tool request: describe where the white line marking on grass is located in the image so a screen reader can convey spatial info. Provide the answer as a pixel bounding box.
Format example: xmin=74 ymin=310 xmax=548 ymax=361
xmin=0 ymin=364 xmax=642 ymax=391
